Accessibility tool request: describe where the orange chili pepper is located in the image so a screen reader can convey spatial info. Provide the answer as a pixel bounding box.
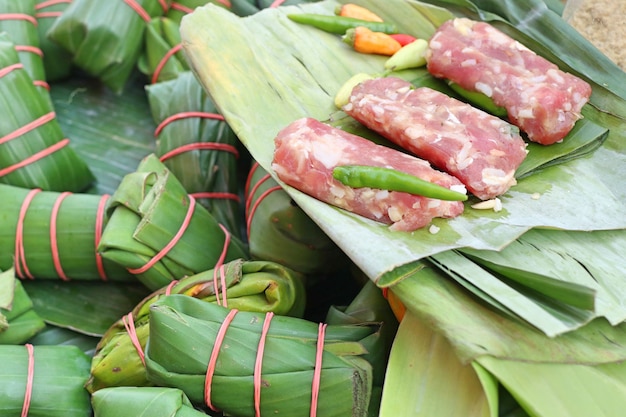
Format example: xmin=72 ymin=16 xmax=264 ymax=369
xmin=343 ymin=26 xmax=402 ymax=56
xmin=384 ymin=287 xmax=406 ymax=322
xmin=335 ymin=3 xmax=383 ymax=22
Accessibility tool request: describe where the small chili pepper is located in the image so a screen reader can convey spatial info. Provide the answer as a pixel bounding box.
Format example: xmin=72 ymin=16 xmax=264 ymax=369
xmin=287 ymin=13 xmax=398 ymax=35
xmin=332 ymin=165 xmax=468 ymax=201
xmin=446 ymin=80 xmax=508 ymax=117
xmin=334 ymin=72 xmax=374 ymax=108
xmin=335 ymin=3 xmax=383 ymax=22
xmin=389 ymin=33 xmax=417 ymax=46
xmin=384 ymin=38 xmax=428 ymax=71
xmin=342 ymin=27 xmax=402 ymax=56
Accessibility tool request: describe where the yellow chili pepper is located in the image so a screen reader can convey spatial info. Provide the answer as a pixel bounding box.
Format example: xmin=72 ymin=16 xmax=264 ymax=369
xmin=342 ymin=26 xmax=402 ymax=56
xmin=335 ymin=3 xmax=384 ymax=22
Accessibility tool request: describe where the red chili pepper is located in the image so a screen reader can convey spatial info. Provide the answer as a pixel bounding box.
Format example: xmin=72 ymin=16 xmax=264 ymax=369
xmin=389 ymin=33 xmax=417 ymax=46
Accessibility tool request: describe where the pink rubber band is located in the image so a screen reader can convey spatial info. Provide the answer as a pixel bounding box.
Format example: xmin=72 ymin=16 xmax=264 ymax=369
xmin=122 ymin=312 xmax=145 ymax=366
xmin=15 ymin=45 xmax=44 ymax=57
xmin=127 ymin=195 xmax=196 ymax=275
xmin=123 ymin=0 xmax=151 ymax=22
xmin=310 ymin=323 xmax=327 ymax=417
xmin=170 ymin=2 xmax=193 ymax=14
xmin=244 ymin=162 xmax=261 ymax=198
xmin=212 ymin=263 xmax=228 ymax=307
xmin=0 ymin=63 xmax=24 ymax=78
xmin=244 ymin=173 xmax=271 ymax=218
xmin=191 ymin=192 xmax=240 ymax=203
xmin=0 ymin=137 xmax=70 ymax=178
xmin=151 ymin=43 xmax=183 ymax=84
xmin=0 ymin=13 xmax=38 ymax=26
xmin=165 ymin=279 xmax=179 ymax=295
xmin=0 ymin=111 xmax=55 ymax=146
xmin=154 ymin=111 xmax=226 ymax=137
xmin=210 ymin=223 xmax=231 ymax=306
xmin=33 ymin=80 xmax=50 ymax=90
xmin=159 ymin=142 xmax=239 ymax=163
xmin=94 ymin=194 xmax=110 ymax=281
xmin=204 ymin=308 xmax=239 ymax=411
xmin=35 ymin=0 xmax=72 ymax=9
xmin=254 ymin=312 xmax=274 ymax=417
xmin=35 ymin=11 xmax=62 ymax=18
xmin=216 ymin=0 xmax=231 ymax=7
xmin=21 ymin=344 xmax=34 ymax=417
xmin=15 ymin=189 xmax=42 ymax=280
xmin=158 ymin=0 xmax=169 ymax=12
xmin=50 ymin=192 xmax=72 ymax=281
xmin=269 ymin=0 xmax=287 ymax=7
xmin=246 ymin=185 xmax=282 ymax=241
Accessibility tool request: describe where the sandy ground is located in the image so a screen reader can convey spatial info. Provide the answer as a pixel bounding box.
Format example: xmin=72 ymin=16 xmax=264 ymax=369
xmin=565 ymin=0 xmax=626 ymax=70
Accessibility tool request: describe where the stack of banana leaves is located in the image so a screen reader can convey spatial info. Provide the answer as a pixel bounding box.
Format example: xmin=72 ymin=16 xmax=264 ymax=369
xmin=0 ymin=0 xmax=624 ymax=415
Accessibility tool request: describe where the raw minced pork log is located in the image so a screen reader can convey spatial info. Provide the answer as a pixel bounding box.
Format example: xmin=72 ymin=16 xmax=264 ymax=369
xmin=271 ymin=117 xmax=465 ymax=232
xmin=426 ymin=18 xmax=592 ymax=145
xmin=343 ymin=77 xmax=527 ymax=200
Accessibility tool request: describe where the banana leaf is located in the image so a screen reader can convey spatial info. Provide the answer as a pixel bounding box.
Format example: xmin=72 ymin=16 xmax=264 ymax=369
xmin=245 ymin=161 xmax=348 ymax=276
xmin=138 ymin=17 xmax=188 ymax=84
xmin=35 ymin=0 xmax=73 ymax=81
xmin=46 ymin=0 xmax=171 ymax=93
xmin=0 ymin=268 xmax=46 ymax=344
xmin=145 ymin=71 xmax=243 ymax=235
xmin=92 ymin=387 xmax=209 ymax=417
xmin=0 ymin=184 xmax=134 ymax=281
xmin=0 ymin=34 xmax=94 ymax=192
xmin=167 ymin=0 xmax=230 ymax=23
xmin=230 ymin=0 xmax=318 ymax=16
xmin=0 ymin=344 xmax=91 ymax=417
xmin=98 ymin=153 xmax=249 ymax=290
xmin=28 ymin=324 xmax=100 ymax=356
xmin=86 ymin=258 xmax=308 ymax=392
xmin=180 ymin=0 xmax=626 ymax=284
xmin=145 ymin=294 xmax=376 ymax=417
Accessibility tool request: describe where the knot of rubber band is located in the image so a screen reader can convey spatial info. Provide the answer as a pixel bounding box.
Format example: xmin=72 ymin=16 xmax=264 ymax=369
xmin=50 ymin=192 xmax=72 ymax=281
xmin=245 ymin=170 xmax=282 ymax=241
xmin=122 ymin=312 xmax=145 ymax=366
xmin=122 ymin=0 xmax=151 ymax=23
xmin=15 ymin=189 xmax=42 ymax=280
xmin=94 ymin=194 xmax=111 ymax=281
xmin=127 ymin=195 xmax=196 ymax=275
xmin=151 ymin=43 xmax=183 ymax=84
xmin=0 ymin=13 xmax=38 ymax=26
xmin=154 ymin=111 xmax=226 ymax=137
xmin=0 ymin=138 xmax=70 ymax=178
xmin=21 ymin=343 xmax=35 ymax=417
xmin=310 ymin=323 xmax=327 ymax=417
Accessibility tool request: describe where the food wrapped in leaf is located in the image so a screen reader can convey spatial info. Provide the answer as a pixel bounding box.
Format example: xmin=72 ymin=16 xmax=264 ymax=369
xmin=145 ymin=295 xmax=376 ymax=417
xmin=98 ymin=154 xmax=249 ymax=291
xmin=92 ymin=387 xmax=209 ymax=417
xmin=0 ymin=34 xmax=94 ymax=191
xmin=35 ymin=0 xmax=73 ymax=81
xmin=145 ymin=71 xmax=242 ymax=235
xmin=138 ymin=17 xmax=188 ymax=84
xmin=0 ymin=184 xmax=133 ymax=281
xmin=86 ymin=258 xmax=307 ymax=392
xmin=230 ymin=0 xmax=316 ymax=16
xmin=166 ymin=0 xmax=230 ymax=23
xmin=0 ymin=268 xmax=46 ymax=344
xmin=0 ymin=344 xmax=91 ymax=417
xmin=245 ymin=161 xmax=348 ymax=275
xmin=46 ymin=0 xmax=171 ymax=93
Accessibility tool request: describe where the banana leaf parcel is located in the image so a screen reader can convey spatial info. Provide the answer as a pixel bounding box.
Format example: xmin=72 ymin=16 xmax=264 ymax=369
xmin=98 ymin=153 xmax=249 ymax=290
xmin=138 ymin=17 xmax=188 ymax=84
xmin=0 ymin=34 xmax=94 ymax=192
xmin=35 ymin=0 xmax=73 ymax=82
xmin=145 ymin=295 xmax=377 ymax=417
xmin=0 ymin=184 xmax=134 ymax=281
xmin=0 ymin=344 xmax=91 ymax=417
xmin=166 ymin=0 xmax=230 ymax=23
xmin=46 ymin=0 xmax=171 ymax=93
xmin=0 ymin=268 xmax=45 ymax=344
xmin=86 ymin=258 xmax=308 ymax=392
xmin=145 ymin=71 xmax=242 ymax=235
xmin=92 ymin=387 xmax=208 ymax=417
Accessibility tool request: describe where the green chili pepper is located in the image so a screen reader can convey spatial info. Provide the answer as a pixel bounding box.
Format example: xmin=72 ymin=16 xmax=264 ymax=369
xmin=446 ymin=81 xmax=508 ymax=117
xmin=287 ymin=13 xmax=398 ymax=35
xmin=332 ymin=165 xmax=468 ymax=201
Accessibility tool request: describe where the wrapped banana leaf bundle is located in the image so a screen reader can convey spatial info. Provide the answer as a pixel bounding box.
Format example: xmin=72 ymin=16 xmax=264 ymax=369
xmin=0 ymin=0 xmax=49 ymax=97
xmin=35 ymin=0 xmax=73 ymax=81
xmin=138 ymin=17 xmax=188 ymax=84
xmin=46 ymin=0 xmax=171 ymax=93
xmin=229 ymin=0 xmax=317 ymax=16
xmin=166 ymin=0 xmax=230 ymax=23
xmin=145 ymin=295 xmax=376 ymax=417
xmin=98 ymin=154 xmax=249 ymax=291
xmin=146 ymin=73 xmax=243 ymax=235
xmin=86 ymin=258 xmax=307 ymax=392
xmin=245 ymin=161 xmax=347 ymax=276
xmin=0 ymin=184 xmax=134 ymax=281
xmin=0 ymin=344 xmax=91 ymax=417
xmin=0 ymin=34 xmax=94 ymax=191
xmin=0 ymin=268 xmax=46 ymax=344
xmin=92 ymin=387 xmax=208 ymax=417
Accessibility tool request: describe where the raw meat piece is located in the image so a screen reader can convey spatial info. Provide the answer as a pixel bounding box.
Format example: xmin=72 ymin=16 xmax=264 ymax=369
xmin=271 ymin=117 xmax=465 ymax=232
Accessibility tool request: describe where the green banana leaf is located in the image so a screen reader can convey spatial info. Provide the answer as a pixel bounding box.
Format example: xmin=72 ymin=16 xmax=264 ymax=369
xmin=35 ymin=0 xmax=73 ymax=82
xmin=91 ymin=387 xmax=209 ymax=417
xmin=0 ymin=268 xmax=46 ymax=344
xmin=138 ymin=17 xmax=188 ymax=84
xmin=180 ymin=0 xmax=626 ymax=284
xmin=28 ymin=324 xmax=100 ymax=356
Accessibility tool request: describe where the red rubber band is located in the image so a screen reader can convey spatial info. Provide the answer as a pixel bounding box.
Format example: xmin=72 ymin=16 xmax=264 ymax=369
xmin=127 ymin=195 xmax=196 ymax=275
xmin=158 ymin=0 xmax=169 ymax=12
xmin=35 ymin=0 xmax=72 ymax=9
xmin=210 ymin=223 xmax=231 ymax=306
xmin=15 ymin=189 xmax=42 ymax=280
xmin=165 ymin=279 xmax=178 ymax=295
xmin=310 ymin=323 xmax=327 ymax=417
xmin=151 ymin=43 xmax=183 ymax=84
xmin=154 ymin=111 xmax=226 ymax=137
xmin=244 ymin=162 xmax=261 ymax=198
xmin=217 ymin=0 xmax=231 ymax=7
xmin=0 ymin=137 xmax=70 ymax=178
xmin=0 ymin=13 xmax=38 ymax=26
xmin=33 ymin=80 xmax=50 ymax=90
xmin=204 ymin=308 xmax=239 ymax=411
xmin=254 ymin=312 xmax=274 ymax=417
xmin=50 ymin=192 xmax=72 ymax=281
xmin=21 ymin=343 xmax=34 ymax=417
xmin=212 ymin=263 xmax=228 ymax=307
xmin=34 ymin=11 xmax=62 ymax=18
xmin=0 ymin=111 xmax=55 ymax=146
xmin=122 ymin=312 xmax=145 ymax=366
xmin=244 ymin=173 xmax=271 ymax=218
xmin=246 ymin=185 xmax=282 ymax=241
xmin=191 ymin=192 xmax=240 ymax=203
xmin=159 ymin=142 xmax=239 ymax=163
xmin=94 ymin=194 xmax=110 ymax=281
xmin=0 ymin=63 xmax=24 ymax=78
xmin=269 ymin=0 xmax=287 ymax=7
xmin=15 ymin=45 xmax=44 ymax=57
xmin=170 ymin=2 xmax=193 ymax=14
xmin=122 ymin=0 xmax=151 ymax=23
